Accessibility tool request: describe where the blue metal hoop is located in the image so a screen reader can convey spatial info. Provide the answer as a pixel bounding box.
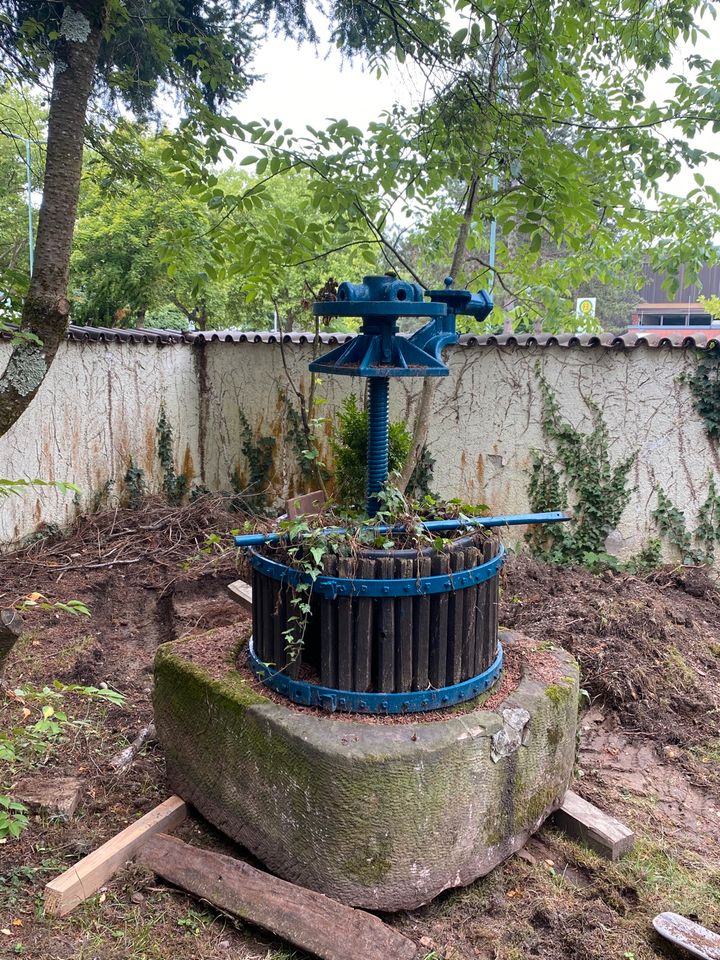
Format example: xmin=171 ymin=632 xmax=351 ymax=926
xmin=247 ymin=638 xmax=504 ymax=714
xmin=248 ymin=543 xmax=505 ymax=599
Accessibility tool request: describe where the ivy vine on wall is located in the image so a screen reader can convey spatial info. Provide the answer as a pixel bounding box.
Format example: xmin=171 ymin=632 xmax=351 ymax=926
xmin=685 ymin=347 xmax=720 ymax=441
xmin=652 ymin=477 xmax=720 ymax=565
xmin=234 ymin=410 xmax=276 ymax=510
xmin=526 ymin=364 xmax=637 ymax=565
xmin=157 ymin=404 xmax=189 ymax=505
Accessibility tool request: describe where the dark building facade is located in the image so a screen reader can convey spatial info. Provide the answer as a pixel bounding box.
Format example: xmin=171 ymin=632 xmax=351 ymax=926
xmin=630 ymin=262 xmax=720 ymax=330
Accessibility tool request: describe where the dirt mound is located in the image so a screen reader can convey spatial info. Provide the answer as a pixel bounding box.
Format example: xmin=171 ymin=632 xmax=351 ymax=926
xmin=501 ymin=556 xmax=720 ymax=779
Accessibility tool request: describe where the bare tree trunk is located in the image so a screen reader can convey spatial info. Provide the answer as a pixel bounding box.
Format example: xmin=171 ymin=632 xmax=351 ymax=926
xmin=398 ymin=31 xmax=504 ymax=495
xmin=0 ymin=2 xmax=105 ymax=438
xmin=398 ymin=175 xmax=483 ymax=493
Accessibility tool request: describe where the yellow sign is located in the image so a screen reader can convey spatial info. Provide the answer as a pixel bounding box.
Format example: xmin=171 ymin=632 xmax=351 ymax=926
xmin=576 ymin=297 xmax=596 ymax=318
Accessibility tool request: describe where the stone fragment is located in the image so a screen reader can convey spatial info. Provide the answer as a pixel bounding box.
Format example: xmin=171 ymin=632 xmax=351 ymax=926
xmin=490 ymin=707 xmax=531 ymax=761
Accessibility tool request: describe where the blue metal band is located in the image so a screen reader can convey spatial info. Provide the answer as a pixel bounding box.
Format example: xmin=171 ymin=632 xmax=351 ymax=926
xmin=247 ymin=638 xmax=504 ymax=714
xmin=248 ymin=543 xmax=505 ymax=598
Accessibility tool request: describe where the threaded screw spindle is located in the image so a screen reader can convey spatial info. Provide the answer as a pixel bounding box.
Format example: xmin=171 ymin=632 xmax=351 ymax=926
xmin=367 ymin=377 xmax=390 ymax=516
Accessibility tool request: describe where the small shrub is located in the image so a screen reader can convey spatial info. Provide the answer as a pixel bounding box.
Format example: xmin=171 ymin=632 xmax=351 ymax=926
xmin=331 ymin=394 xmax=412 ymax=508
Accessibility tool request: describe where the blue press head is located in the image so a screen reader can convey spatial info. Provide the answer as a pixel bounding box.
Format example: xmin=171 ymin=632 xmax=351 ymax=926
xmin=426 ymin=277 xmax=493 ymax=322
xmin=309 ymin=275 xmax=493 ymax=378
xmin=336 ymin=275 xmax=425 ymax=305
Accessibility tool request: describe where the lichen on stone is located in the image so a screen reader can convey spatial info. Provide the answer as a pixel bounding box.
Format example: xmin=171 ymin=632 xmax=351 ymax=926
xmin=490 ymin=707 xmax=531 ymax=762
xmin=0 ymin=345 xmax=47 ymax=397
xmin=60 ymin=6 xmax=91 ymax=42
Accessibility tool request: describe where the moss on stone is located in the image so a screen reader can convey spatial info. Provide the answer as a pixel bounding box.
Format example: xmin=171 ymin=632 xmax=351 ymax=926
xmin=546 ymin=725 xmax=563 ymax=751
xmin=342 ymin=835 xmax=394 ymax=885
xmin=545 ymin=682 xmax=574 ymax=706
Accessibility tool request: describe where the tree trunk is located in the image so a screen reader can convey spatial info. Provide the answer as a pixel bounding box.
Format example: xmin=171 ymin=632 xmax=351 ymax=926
xmin=398 ymin=175 xmax=482 ymax=494
xmin=398 ymin=31 xmax=505 ymax=495
xmin=0 ymin=2 xmax=105 ymax=438
xmin=0 ymin=608 xmax=23 ymax=682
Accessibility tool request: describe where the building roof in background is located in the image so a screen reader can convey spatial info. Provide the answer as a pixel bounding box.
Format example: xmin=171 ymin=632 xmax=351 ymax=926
xmin=638 ymin=263 xmax=720 ymax=303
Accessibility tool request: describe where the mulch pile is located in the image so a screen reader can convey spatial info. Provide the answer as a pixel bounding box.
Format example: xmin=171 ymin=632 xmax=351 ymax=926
xmin=501 ymin=556 xmax=720 ymax=758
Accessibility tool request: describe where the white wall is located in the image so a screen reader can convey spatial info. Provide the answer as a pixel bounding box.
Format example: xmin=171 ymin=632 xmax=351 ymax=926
xmin=1 ymin=336 xmax=715 ymax=560
xmin=0 ymin=339 xmax=200 ymax=544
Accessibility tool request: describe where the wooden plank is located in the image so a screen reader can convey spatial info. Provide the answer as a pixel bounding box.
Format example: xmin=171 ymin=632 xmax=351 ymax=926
xmin=654 ymin=912 xmax=720 ymax=960
xmin=429 ymin=553 xmax=449 ymax=688
xmin=376 ymin=557 xmax=395 ymax=692
xmin=353 ymin=558 xmax=374 ymax=692
xmin=272 ymin=579 xmax=286 ymax=671
xmin=446 ymin=550 xmax=465 ymax=685
xmin=44 ymin=795 xmax=187 ymax=917
xmin=461 ymin=546 xmax=478 ymax=679
xmin=139 ymin=834 xmax=417 ymax=960
xmin=552 ymin=790 xmax=635 ymax=860
xmin=227 ymin=579 xmax=253 ymax=612
xmin=285 ymin=489 xmax=326 ymax=519
xmin=320 ymin=555 xmax=338 ymax=686
xmin=488 ymin=540 xmax=500 ymax=665
xmin=395 ymin=558 xmax=413 ymax=693
xmin=250 ymin=569 xmax=261 ymax=657
xmin=337 ymin=557 xmax=354 ymax=690
xmin=474 ymin=540 xmax=493 ymax=673
xmin=13 ymin=775 xmax=83 ymax=819
xmin=412 ymin=555 xmax=431 ymax=691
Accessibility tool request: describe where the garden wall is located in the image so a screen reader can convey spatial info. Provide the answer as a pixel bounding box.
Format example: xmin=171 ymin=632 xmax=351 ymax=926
xmin=1 ymin=328 xmax=716 ymax=561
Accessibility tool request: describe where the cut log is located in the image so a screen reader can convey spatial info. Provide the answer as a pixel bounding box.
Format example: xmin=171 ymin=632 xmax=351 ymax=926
xmin=44 ymin=795 xmax=187 ymax=917
xmin=13 ymin=775 xmax=83 ymax=819
xmin=553 ymin=789 xmax=634 ymax=860
xmin=0 ymin=608 xmax=23 ymax=678
xmin=227 ymin=579 xmax=253 ymax=612
xmin=139 ymin=834 xmax=418 ymax=960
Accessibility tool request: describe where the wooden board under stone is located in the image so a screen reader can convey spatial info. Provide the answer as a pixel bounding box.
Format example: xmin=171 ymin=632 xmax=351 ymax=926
xmin=139 ymin=833 xmax=419 ymax=960
xmin=553 ymin=789 xmax=634 ymax=860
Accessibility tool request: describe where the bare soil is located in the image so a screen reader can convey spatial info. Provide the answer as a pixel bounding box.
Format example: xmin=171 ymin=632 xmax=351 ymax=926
xmin=0 ymin=504 xmax=719 ymax=960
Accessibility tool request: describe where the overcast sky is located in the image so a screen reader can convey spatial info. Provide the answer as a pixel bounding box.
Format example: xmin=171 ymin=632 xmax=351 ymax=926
xmin=237 ymin=19 xmax=720 ymax=200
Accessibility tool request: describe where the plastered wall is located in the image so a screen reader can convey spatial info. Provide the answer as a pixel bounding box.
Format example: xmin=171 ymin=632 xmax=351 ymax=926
xmin=1 ymin=336 xmax=715 ymax=559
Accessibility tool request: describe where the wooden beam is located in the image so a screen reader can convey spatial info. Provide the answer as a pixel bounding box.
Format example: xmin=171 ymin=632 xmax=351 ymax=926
xmin=227 ymin=579 xmax=253 ymax=612
xmin=44 ymin=795 xmax=187 ymax=917
xmin=553 ymin=789 xmax=634 ymax=860
xmin=139 ymin=834 xmax=418 ymax=960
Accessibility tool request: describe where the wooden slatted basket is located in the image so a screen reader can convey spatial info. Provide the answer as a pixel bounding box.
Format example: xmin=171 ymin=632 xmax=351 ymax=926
xmin=250 ymin=530 xmax=500 ymax=696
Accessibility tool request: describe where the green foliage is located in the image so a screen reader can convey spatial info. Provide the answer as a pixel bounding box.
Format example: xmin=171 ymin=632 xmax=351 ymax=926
xmin=1 ymin=681 xmax=125 ymax=839
xmin=331 ymin=394 xmax=412 ymax=509
xmin=16 ymin=594 xmax=90 ymax=617
xmin=70 ymin=131 xmax=377 ymax=330
xmin=686 ymin=348 xmax=720 ymax=442
xmin=124 ymin=459 xmax=147 ymax=509
xmin=0 ymin=86 xmax=44 ymax=322
xmin=0 ymin=796 xmax=28 ymax=841
xmin=406 ymin=445 xmax=436 ymax=500
xmin=235 ymin=411 xmax=276 ymax=509
xmin=526 ymin=367 xmax=636 ymax=565
xmin=156 ymin=404 xmax=189 ymax=506
xmin=652 ymin=479 xmax=720 ymax=565
xmin=0 ymin=478 xmax=79 ymax=500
